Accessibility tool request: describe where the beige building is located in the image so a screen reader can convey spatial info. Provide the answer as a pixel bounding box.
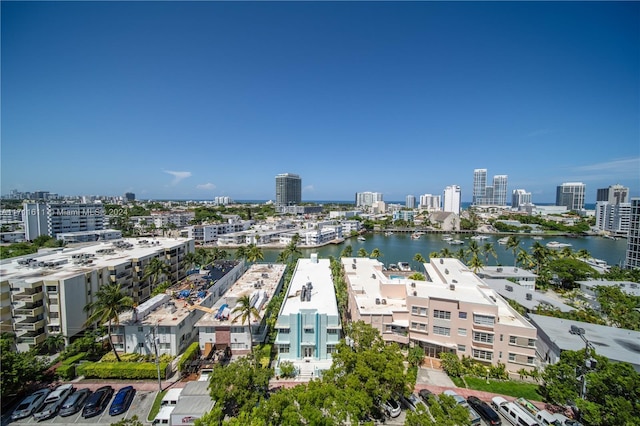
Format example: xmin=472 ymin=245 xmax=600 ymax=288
xmin=343 ymin=257 xmax=538 ymax=372
xmin=0 ymin=237 xmax=194 ymax=352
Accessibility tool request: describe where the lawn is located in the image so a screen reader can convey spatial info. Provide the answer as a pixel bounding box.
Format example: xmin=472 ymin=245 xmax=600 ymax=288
xmin=462 ymin=376 xmax=543 ymax=401
xmin=147 ymin=389 xmax=167 ymax=421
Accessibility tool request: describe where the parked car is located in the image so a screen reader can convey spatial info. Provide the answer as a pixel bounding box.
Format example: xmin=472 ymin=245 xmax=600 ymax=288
xmin=467 ymin=395 xmax=502 ymax=426
xmin=33 ymin=384 xmax=75 ymax=421
xmin=381 ymin=397 xmax=402 ymax=418
xmin=443 ymin=390 xmax=482 ymax=425
xmin=402 ymin=393 xmax=428 ymax=413
xmin=419 ymin=389 xmax=436 ymax=405
xmin=82 ymin=386 xmax=114 ymax=418
xmin=109 ymin=386 xmax=136 ymax=416
xmin=59 ymin=388 xmax=91 ymax=417
xmin=11 ymin=388 xmax=50 ymax=421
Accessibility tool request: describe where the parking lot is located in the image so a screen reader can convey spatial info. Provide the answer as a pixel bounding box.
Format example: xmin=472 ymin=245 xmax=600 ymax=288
xmin=2 ymin=389 xmax=158 ymax=426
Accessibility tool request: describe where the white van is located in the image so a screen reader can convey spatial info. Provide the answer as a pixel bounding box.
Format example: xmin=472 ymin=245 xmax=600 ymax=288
xmin=152 ymin=406 xmax=174 ymax=425
xmin=536 ymin=410 xmax=562 ymax=426
xmin=492 ymin=396 xmax=541 ymax=426
xmin=161 ymin=388 xmax=183 ymax=406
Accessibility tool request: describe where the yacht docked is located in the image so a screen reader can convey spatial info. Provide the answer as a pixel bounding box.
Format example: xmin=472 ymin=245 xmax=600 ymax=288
xmin=470 ymin=235 xmax=489 ymax=241
xmin=546 ymin=241 xmax=572 ymax=248
xmin=497 ymin=237 xmax=509 ymax=245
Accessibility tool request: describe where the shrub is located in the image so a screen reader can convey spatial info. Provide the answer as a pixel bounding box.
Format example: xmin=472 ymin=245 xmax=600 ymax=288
xmin=178 ymin=342 xmax=200 ymax=372
xmin=56 ymin=364 xmax=75 ymax=381
xmin=76 ymin=361 xmax=169 ymax=379
xmin=100 ymin=352 xmax=145 ymax=363
xmin=279 ymin=361 xmax=296 ymax=378
xmin=61 ymin=351 xmax=87 ymax=366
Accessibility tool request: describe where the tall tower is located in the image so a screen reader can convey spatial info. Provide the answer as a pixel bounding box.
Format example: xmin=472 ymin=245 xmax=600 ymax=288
xmin=472 ymin=169 xmax=487 ymax=206
xmin=597 ymin=184 xmax=629 ymax=205
xmin=492 ymin=175 xmax=508 ymax=206
xmin=625 ymin=198 xmax=640 ymax=269
xmin=556 ymin=182 xmax=586 ymax=211
xmin=275 ymin=173 xmax=301 ymax=206
xmin=512 ymin=189 xmax=532 ymax=209
xmin=443 ymin=185 xmax=461 ymax=214
xmin=406 ymin=195 xmax=416 ymax=209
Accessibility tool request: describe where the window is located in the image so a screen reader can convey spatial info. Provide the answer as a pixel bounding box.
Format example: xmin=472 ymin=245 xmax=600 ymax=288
xmin=327 ymin=345 xmax=336 ymax=354
xmin=500 ymin=334 xmax=503 ymax=342
xmin=49 ymin=298 xmax=58 ymax=305
xmin=528 ymin=339 xmax=536 ymax=347
xmin=278 ymin=345 xmax=289 ymax=354
xmin=138 ymin=327 xmax=144 ymax=333
xmin=159 ymin=343 xmax=171 ymax=349
xmin=433 ymin=310 xmax=451 ymax=320
xmin=278 ymin=328 xmax=290 ymax=334
xmin=527 ymin=357 xmax=535 ymax=365
xmin=327 ymin=329 xmax=339 ymax=334
xmin=49 ymin=312 xmax=59 ymax=319
xmin=138 ymin=342 xmax=144 ymax=348
xmin=509 ymin=336 xmax=517 ymax=344
xmin=459 ymin=312 xmax=467 ymax=319
xmin=411 ymin=322 xmax=427 ymax=331
xmin=458 ymin=345 xmax=466 ymax=352
xmin=472 ymin=349 xmax=493 ymax=361
xmin=458 ymin=328 xmax=467 ymax=336
xmin=231 ymin=326 xmax=244 ymax=333
xmin=433 ymin=326 xmax=450 ymax=336
xmin=412 ymin=306 xmax=428 ymax=316
xmin=411 ymin=306 xmax=419 ymax=314
xmin=46 ymin=286 xmax=57 ymax=293
xmin=472 ymin=331 xmax=494 ymax=343
xmin=473 ymin=314 xmax=495 ymax=326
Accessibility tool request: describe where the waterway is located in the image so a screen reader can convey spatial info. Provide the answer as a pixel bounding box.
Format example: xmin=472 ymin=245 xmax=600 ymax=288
xmin=252 ymin=233 xmax=628 ymax=270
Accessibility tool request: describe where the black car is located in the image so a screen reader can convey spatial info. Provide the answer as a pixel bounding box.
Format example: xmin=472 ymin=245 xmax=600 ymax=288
xmin=82 ymin=386 xmax=114 ymax=418
xmin=467 ymin=396 xmax=502 ymax=426
xmin=109 ymin=386 xmax=136 ymax=416
xmin=419 ymin=389 xmax=436 ymax=405
xmin=59 ymin=388 xmax=91 ymax=417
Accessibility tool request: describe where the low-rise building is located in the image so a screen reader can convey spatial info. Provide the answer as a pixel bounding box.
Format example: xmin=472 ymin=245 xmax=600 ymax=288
xmin=56 ymin=229 xmax=122 ymax=244
xmin=476 ymin=266 xmax=538 ymax=290
xmin=483 ymin=280 xmax=574 ymax=313
xmin=196 ymin=263 xmax=287 ymax=356
xmin=274 ymin=254 xmax=341 ymax=380
xmin=170 ymin=381 xmax=214 ymax=426
xmin=343 ymin=257 xmax=538 ymax=372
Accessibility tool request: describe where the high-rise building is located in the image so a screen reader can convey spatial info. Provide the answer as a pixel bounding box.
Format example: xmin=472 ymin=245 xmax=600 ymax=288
xmin=512 ymin=189 xmax=532 ymax=209
xmin=443 ymin=185 xmax=461 ymax=214
xmin=420 ymin=194 xmax=441 ymax=211
xmin=406 ymin=195 xmax=416 ymax=209
xmin=472 ymin=169 xmax=487 ymax=205
xmin=596 ymin=202 xmax=631 ymax=235
xmin=625 ymin=198 xmax=640 ymax=269
xmin=275 ymin=173 xmax=301 ymax=206
xmin=597 ymin=185 xmax=629 ymax=205
xmin=24 ymin=202 xmax=105 ymax=240
xmin=556 ymin=182 xmax=586 ymax=211
xmin=124 ymin=192 xmax=135 ymax=202
xmin=355 ymin=192 xmax=383 ymax=208
xmin=473 ymin=169 xmax=508 ymax=206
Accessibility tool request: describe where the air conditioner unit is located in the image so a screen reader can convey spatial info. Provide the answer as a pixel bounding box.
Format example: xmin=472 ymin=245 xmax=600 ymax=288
xmin=526 ymin=293 xmax=532 ymax=301
xmin=411 ymin=282 xmax=416 ymax=288
xmin=413 ymin=291 xmax=417 ymax=296
xmin=449 ymin=284 xmax=455 ymax=291
xmin=381 ymin=299 xmax=387 ymax=305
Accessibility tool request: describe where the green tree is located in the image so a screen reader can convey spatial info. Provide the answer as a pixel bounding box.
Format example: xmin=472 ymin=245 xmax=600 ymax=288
xmin=357 ymin=247 xmax=368 ymax=258
xmin=506 ymin=236 xmax=520 ymax=266
xmin=143 ymin=257 xmax=171 ymax=292
xmin=340 ymin=245 xmax=353 ymax=258
xmin=414 ymin=252 xmax=426 ymax=264
xmin=182 ymin=251 xmax=199 ymax=273
xmin=0 ymin=336 xmax=50 ymax=399
xmin=595 ymin=285 xmax=640 ymax=330
xmin=467 ymin=254 xmax=484 ymax=274
xmin=246 ymin=243 xmax=264 ymax=263
xmin=482 ymin=242 xmax=497 ymax=265
xmin=83 ymin=283 xmax=134 ymax=362
xmin=40 ymin=333 xmax=66 ymax=354
xmin=547 ymin=258 xmax=597 ymax=289
xmin=231 ymin=295 xmax=261 ymax=357
xmin=370 ymin=248 xmax=382 ymax=259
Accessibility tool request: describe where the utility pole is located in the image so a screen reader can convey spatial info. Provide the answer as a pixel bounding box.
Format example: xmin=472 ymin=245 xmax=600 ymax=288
xmin=147 ymin=323 xmax=163 ymax=392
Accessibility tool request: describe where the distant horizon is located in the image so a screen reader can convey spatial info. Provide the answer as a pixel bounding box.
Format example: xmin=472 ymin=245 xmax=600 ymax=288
xmin=2 ymin=2 xmax=638 ymax=201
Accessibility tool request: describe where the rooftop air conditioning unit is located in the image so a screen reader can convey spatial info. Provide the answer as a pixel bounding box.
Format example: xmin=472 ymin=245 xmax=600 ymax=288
xmin=413 ymin=291 xmax=417 ymax=296
xmin=449 ymin=284 xmax=455 ymax=291
xmin=497 ymin=267 xmax=503 ymax=272
xmin=381 ymin=299 xmax=387 ymax=305
xmin=514 ymin=268 xmax=518 ymax=272
xmin=526 ymin=293 xmax=532 ymax=301
xmin=439 ymin=258 xmax=444 ymax=264
xmin=375 ymin=298 xmax=381 ymax=305
xmin=506 ymin=285 xmax=513 ymax=292
xmin=445 ymin=269 xmax=449 ymax=274
xmin=371 ymin=274 xmax=376 ymax=279
xmin=411 ymin=282 xmax=416 ymax=288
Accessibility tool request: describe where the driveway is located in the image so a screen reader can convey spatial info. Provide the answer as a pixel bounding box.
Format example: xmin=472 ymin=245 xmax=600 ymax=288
xmin=416 ymin=366 xmax=456 ymax=388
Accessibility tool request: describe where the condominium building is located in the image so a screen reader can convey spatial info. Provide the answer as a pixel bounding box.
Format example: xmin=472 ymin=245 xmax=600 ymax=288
xmin=124 ymin=192 xmax=135 ymax=202
xmin=342 ymin=257 xmax=538 ymax=371
xmin=275 ymin=173 xmax=302 ymax=206
xmin=596 ymin=184 xmax=629 ymax=204
xmin=472 ymin=169 xmax=488 ymax=206
xmin=150 ymin=211 xmax=196 ymax=228
xmin=274 ymin=255 xmax=341 ymax=380
xmin=420 ymin=194 xmax=441 ymax=211
xmin=214 ymin=196 xmax=233 ymax=206
xmin=626 ymin=198 xmax=640 ymax=269
xmin=473 ymin=169 xmax=508 ymax=206
xmin=56 ymin=229 xmax=122 ymax=244
xmin=595 ymin=202 xmax=631 ymax=235
xmin=24 ymin=202 xmax=105 ymax=240
xmin=493 ymin=175 xmax=508 ymax=206
xmin=0 ymin=237 xmax=194 ymax=352
xmin=443 ymin=185 xmax=461 ymax=214
xmin=355 ymin=192 xmax=383 ymax=208
xmin=511 ymin=189 xmax=532 ymax=210
xmin=187 ymin=220 xmax=253 ymax=244
xmin=556 ymin=182 xmax=586 ymax=211
xmin=406 ymin=195 xmax=416 ymax=209
xmin=196 ymin=263 xmax=286 ymax=356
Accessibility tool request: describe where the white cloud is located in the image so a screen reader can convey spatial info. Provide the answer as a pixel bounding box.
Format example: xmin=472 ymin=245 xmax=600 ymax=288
xmin=164 ymin=170 xmax=192 ymax=186
xmin=303 ymin=185 xmax=314 ymax=193
xmin=573 ymin=157 xmax=640 ymax=174
xmin=196 ymin=183 xmax=216 ymax=190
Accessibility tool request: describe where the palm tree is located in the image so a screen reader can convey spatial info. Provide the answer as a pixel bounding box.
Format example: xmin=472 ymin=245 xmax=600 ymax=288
xmin=467 ymin=254 xmax=484 ymax=274
xmin=83 ymin=283 xmax=134 ymax=362
xmin=576 ymin=249 xmax=591 ymax=260
xmin=530 ymin=242 xmax=549 ymax=274
xmin=506 ymin=236 xmax=521 ymax=266
xmin=357 ymin=248 xmax=368 ymax=258
xmin=231 ymin=295 xmax=261 ymax=357
xmin=516 ymin=249 xmax=534 ymax=269
xmin=41 ymin=333 xmax=66 ymax=354
xmin=414 ymin=253 xmax=426 ymax=264
xmin=467 ymin=240 xmax=481 ymax=259
xmin=341 ymin=245 xmax=353 ymax=258
xmin=482 ymin=242 xmax=497 ymax=265
xmin=234 ymin=246 xmax=248 ymax=260
xmin=455 ymin=248 xmax=466 ymax=260
xmin=279 ymin=235 xmax=302 ymax=264
xmin=370 ymin=248 xmax=382 ymax=259
xmin=143 ymin=257 xmax=171 ymax=293
xmin=439 ymin=247 xmax=453 ymax=258
xmin=182 ymin=252 xmax=199 ymax=274
xmin=246 ymin=244 xmax=264 ymax=263
xmin=428 ymin=251 xmax=440 ymax=258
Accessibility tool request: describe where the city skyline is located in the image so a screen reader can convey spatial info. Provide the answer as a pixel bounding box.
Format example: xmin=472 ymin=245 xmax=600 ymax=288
xmin=2 ymin=2 xmax=638 ymax=202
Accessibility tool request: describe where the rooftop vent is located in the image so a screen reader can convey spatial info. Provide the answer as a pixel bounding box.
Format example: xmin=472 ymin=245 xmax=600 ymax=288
xmin=371 ymin=274 xmax=376 ymax=279
xmin=514 ymin=267 xmax=518 ymax=272
xmin=452 ymin=279 xmax=457 ymax=283
xmin=411 ymin=282 xmax=416 ymax=288
xmin=526 ymin=293 xmax=532 ymax=301
xmin=381 ymin=299 xmax=387 ymax=305
xmin=449 ymin=284 xmax=456 ymax=291
xmin=506 ymin=285 xmax=513 ymax=292
xmin=413 ymin=290 xmax=417 ymax=296
xmin=445 ymin=269 xmax=449 ymax=275
xmin=439 ymin=259 xmax=444 ymax=264
xmin=375 ymin=298 xmax=381 ymax=305
xmin=497 ymin=267 xmax=503 ymax=272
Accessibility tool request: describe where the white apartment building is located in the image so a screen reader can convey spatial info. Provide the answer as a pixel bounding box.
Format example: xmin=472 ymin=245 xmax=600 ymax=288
xmin=356 ymin=192 xmax=383 ymax=208
xmin=511 ymin=189 xmax=532 ymax=210
xmin=150 ymin=211 xmax=196 ymax=228
xmin=493 ymin=175 xmax=509 ymax=207
xmin=328 ymin=210 xmax=362 ymax=219
xmin=56 ymin=229 xmax=122 ymax=244
xmin=406 ymin=195 xmax=416 ymax=209
xmin=214 ymin=196 xmax=233 ymax=205
xmin=595 ymin=202 xmax=631 ymax=235
xmin=187 ymin=220 xmax=253 ymax=244
xmin=274 ymin=255 xmax=340 ymax=380
xmin=24 ymin=202 xmax=105 ymax=240
xmin=626 ymin=198 xmax=640 ymax=269
xmin=0 ymin=237 xmax=195 ymax=352
xmin=443 ymin=185 xmax=461 ymax=214
xmin=342 ymin=257 xmax=538 ymax=371
xmin=420 ymin=194 xmax=441 ymax=211
xmin=556 ymin=182 xmax=586 ymax=211
xmin=196 ymin=263 xmax=287 ymax=356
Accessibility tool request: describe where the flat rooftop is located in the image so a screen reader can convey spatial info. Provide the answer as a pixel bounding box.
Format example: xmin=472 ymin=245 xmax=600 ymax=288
xmin=342 ymin=257 xmax=407 ymax=314
xmin=196 ymin=263 xmax=287 ymax=326
xmin=477 ymin=265 xmax=537 ymax=279
xmin=1 ymin=237 xmax=192 ymax=283
xmin=528 ymin=313 xmax=640 ymax=369
xmin=577 ymin=280 xmax=640 ymax=297
xmin=280 ymin=256 xmax=338 ymax=317
xmin=485 ymin=279 xmax=575 ymax=313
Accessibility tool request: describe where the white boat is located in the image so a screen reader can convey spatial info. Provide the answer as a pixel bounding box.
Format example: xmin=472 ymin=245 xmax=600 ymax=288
xmin=546 ymin=241 xmax=572 ymax=248
xmin=449 ymin=239 xmax=464 ymax=245
xmin=411 ymin=233 xmax=421 ymax=240
xmin=442 ymin=236 xmax=453 ymax=242
xmin=384 ymin=231 xmax=394 ymax=236
xmin=470 ymin=235 xmax=489 ymax=241
xmin=532 ymin=236 xmax=543 ymax=240
xmin=357 ymin=236 xmax=366 ymax=241
xmin=498 ymin=237 xmax=509 ymax=245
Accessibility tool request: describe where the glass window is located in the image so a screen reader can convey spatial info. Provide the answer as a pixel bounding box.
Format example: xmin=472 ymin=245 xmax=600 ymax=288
xmin=458 ymin=345 xmax=466 ymax=352
xmin=472 ymin=348 xmax=493 ymax=361
xmin=458 ymin=328 xmax=467 ymax=336
xmin=472 ymin=331 xmax=494 ymax=343
xmin=459 ymin=312 xmax=467 ymax=319
xmin=433 ymin=310 xmax=451 ymax=320
xmin=433 ymin=326 xmax=450 ymax=336
xmin=473 ymin=314 xmax=495 ymax=326
xmin=279 ymin=345 xmax=289 ymax=354
xmin=509 ymin=336 xmax=517 ymax=344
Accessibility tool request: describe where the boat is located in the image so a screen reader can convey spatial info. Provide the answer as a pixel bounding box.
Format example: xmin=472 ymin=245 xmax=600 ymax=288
xmin=442 ymin=236 xmax=453 ymax=242
xmin=470 ymin=235 xmax=489 ymax=241
xmin=546 ymin=241 xmax=572 ymax=248
xmin=532 ymin=236 xmax=543 ymax=240
xmin=497 ymin=237 xmax=509 ymax=245
xmin=411 ymin=233 xmax=421 ymax=240
xmin=357 ymin=236 xmax=366 ymax=241
xmin=449 ymin=239 xmax=464 ymax=245
xmin=384 ymin=231 xmax=394 ymax=236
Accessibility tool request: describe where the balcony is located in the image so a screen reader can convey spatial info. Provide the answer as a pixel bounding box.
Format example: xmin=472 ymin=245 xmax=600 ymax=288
xmin=16 ymin=331 xmax=46 ymax=346
xmin=13 ymin=305 xmax=45 ymax=317
xmin=14 ymin=318 xmax=46 ymax=331
xmin=12 ymin=292 xmax=44 ymax=304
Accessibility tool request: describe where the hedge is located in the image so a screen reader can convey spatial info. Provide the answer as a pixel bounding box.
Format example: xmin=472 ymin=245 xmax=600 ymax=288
xmin=76 ymin=361 xmax=169 ymax=379
xmin=57 ymin=364 xmax=76 ymax=381
xmin=178 ymin=343 xmax=200 ymax=372
xmin=61 ymin=352 xmax=87 ymax=366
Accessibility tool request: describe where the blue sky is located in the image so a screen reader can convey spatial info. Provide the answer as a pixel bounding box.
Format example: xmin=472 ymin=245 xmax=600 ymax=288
xmin=2 ymin=1 xmax=638 ymax=203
